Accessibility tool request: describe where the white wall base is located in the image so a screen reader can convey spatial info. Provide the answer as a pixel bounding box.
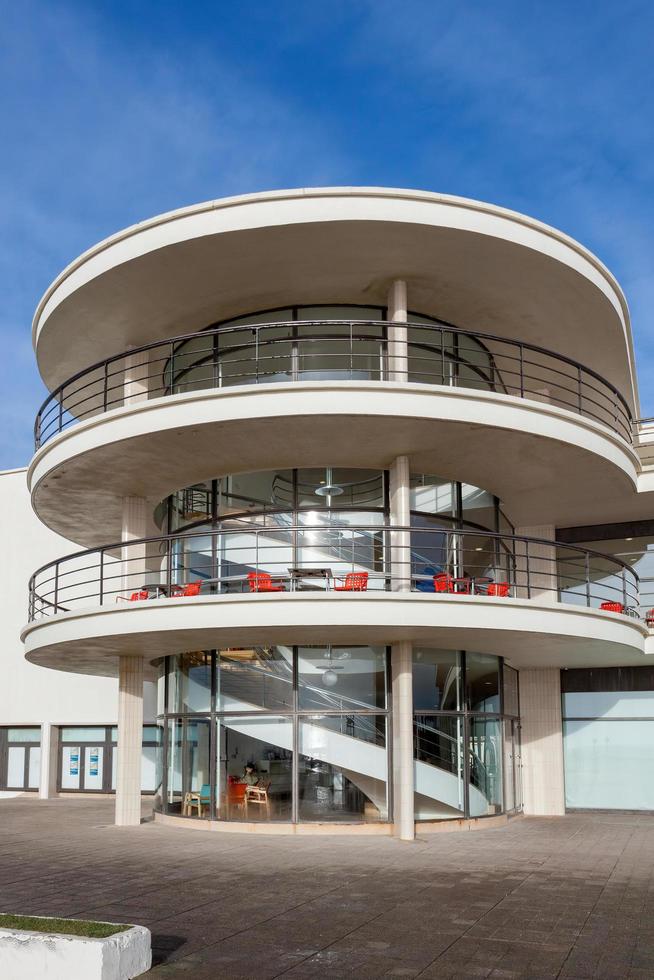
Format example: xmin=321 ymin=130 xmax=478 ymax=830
xmin=520 ymin=667 xmax=566 ymax=815
xmin=0 ymin=922 xmax=151 ymax=979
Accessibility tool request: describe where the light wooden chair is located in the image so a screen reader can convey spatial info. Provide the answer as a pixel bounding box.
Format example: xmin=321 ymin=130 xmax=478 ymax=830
xmin=182 ymin=783 xmax=210 ymax=817
xmin=245 ymin=780 xmax=271 ymax=820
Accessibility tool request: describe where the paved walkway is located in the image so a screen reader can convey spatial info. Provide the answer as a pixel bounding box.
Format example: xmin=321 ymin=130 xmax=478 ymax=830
xmin=1 ymin=798 xmax=654 ymax=978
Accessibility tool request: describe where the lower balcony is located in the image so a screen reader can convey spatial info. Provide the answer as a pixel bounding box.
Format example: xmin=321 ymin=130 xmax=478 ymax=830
xmin=22 ymin=525 xmax=648 ymax=674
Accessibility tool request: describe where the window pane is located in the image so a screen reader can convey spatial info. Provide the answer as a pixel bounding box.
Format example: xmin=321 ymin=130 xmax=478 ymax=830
xmin=218 ymin=716 xmax=292 ymax=822
xmin=217 ymin=647 xmax=293 ymax=712
xmin=468 ymin=717 xmax=503 ymax=816
xmin=412 ymin=649 xmax=461 ymax=711
xmin=8 ymin=728 xmax=41 ymax=743
xmin=298 ymin=646 xmax=387 ymax=710
xmin=503 ymin=666 xmax=519 ymax=716
xmin=168 ymin=653 xmax=212 ymax=713
xmin=414 ymin=715 xmax=464 ymax=819
xmin=564 ymin=719 xmax=654 ymax=810
xmin=61 ymin=727 xmax=106 ymax=742
xmin=299 ymin=715 xmax=387 ymax=822
xmin=466 ymin=652 xmax=500 ymax=712
xmin=410 ymin=475 xmax=455 ymax=518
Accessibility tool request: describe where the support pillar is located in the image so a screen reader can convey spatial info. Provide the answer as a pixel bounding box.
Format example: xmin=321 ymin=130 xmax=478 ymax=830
xmin=123 ymin=348 xmax=150 ymax=405
xmin=121 ymin=496 xmax=147 ymax=597
xmin=387 ymin=279 xmax=408 ymax=382
xmin=389 ymin=453 xmax=414 ymax=838
xmin=515 ymin=524 xmax=556 ymax=603
xmin=392 ymin=640 xmax=414 ymax=840
xmin=38 ymin=723 xmax=58 ymax=800
xmin=519 ymin=668 xmax=565 ymax=815
xmin=115 ymin=655 xmax=144 ymax=826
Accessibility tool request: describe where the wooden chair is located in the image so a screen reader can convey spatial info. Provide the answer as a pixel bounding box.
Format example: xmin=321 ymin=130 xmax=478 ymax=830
xmin=333 ymin=572 xmax=369 ymax=592
xmin=182 ymin=783 xmax=210 ymax=817
xmin=245 ymin=780 xmax=271 ymax=820
xmin=247 ymin=571 xmax=285 ymax=592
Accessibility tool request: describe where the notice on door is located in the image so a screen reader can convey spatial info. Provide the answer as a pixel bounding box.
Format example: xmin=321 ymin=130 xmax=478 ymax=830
xmin=69 ymin=752 xmax=79 ymax=777
xmin=89 ymin=750 xmax=99 ymax=777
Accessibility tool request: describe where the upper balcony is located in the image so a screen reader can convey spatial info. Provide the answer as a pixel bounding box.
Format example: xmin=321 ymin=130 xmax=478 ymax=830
xmin=29 ymin=188 xmax=643 ymax=544
xmin=22 ymin=524 xmax=648 ymax=677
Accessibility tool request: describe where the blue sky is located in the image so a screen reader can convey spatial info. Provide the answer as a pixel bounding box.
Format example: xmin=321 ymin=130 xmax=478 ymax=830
xmin=1 ymin=0 xmax=653 ymax=467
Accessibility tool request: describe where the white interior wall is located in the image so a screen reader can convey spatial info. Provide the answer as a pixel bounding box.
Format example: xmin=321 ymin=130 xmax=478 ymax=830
xmin=0 ymin=469 xmax=156 ymax=726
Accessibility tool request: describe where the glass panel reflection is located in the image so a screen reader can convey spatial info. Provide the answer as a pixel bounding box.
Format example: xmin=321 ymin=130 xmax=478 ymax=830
xmin=217 ymin=647 xmax=293 ymax=712
xmin=468 ymin=717 xmax=503 ymax=816
xmin=218 ymin=716 xmax=292 ymax=822
xmin=168 ymin=654 xmax=212 ymax=713
xmin=466 ymin=652 xmax=500 ymax=712
xmin=412 ymin=649 xmax=461 ymax=710
xmin=414 ymin=715 xmax=465 ymax=819
xmin=298 ymin=646 xmax=386 ymax=710
xmin=298 ymin=715 xmax=387 ymax=822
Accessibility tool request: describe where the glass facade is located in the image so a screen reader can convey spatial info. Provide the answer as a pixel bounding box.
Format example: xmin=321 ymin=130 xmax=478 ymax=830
xmin=158 ymin=646 xmax=391 ymax=824
xmin=412 ymin=650 xmax=520 ymax=821
xmin=158 ymin=647 xmax=520 ymax=825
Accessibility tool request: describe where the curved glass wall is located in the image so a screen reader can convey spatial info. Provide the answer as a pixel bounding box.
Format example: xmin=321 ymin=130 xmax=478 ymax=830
xmin=156 ymin=647 xmax=520 ymax=825
xmin=168 ymin=304 xmax=498 ymax=394
xmin=155 ymin=469 xmax=515 ymax=596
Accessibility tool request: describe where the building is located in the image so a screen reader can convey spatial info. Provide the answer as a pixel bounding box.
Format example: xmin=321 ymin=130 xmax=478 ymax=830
xmin=4 ymin=187 xmax=654 ymax=837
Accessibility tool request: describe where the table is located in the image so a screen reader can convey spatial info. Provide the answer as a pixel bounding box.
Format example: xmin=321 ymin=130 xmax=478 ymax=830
xmin=287 ymin=567 xmax=333 ymax=591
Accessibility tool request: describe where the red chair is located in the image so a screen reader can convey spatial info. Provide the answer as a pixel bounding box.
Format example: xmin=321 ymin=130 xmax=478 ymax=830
xmin=116 ymin=590 xmax=149 ymax=604
xmin=433 ymin=573 xmax=454 ymax=593
xmin=227 ymin=781 xmax=248 ymax=818
xmin=247 ymin=571 xmax=285 ymax=593
xmin=171 ymin=581 xmax=202 ymax=598
xmin=646 ymin=609 xmax=654 ymax=628
xmin=600 ymin=601 xmax=624 ymax=614
xmin=333 ymin=572 xmax=369 ymax=592
xmin=487 ymin=582 xmax=510 ymax=597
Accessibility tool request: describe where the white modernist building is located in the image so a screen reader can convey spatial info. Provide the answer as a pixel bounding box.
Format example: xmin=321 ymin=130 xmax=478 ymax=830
xmin=5 ymin=187 xmax=654 ymax=835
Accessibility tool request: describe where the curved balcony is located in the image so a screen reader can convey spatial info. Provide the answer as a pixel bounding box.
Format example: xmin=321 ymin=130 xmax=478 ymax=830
xmin=35 ymin=319 xmax=633 ymax=448
xmin=23 ymin=525 xmax=647 ymax=676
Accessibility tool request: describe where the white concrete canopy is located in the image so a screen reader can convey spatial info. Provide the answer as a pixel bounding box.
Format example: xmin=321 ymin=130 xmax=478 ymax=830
xmin=29 ymin=382 xmax=640 ymax=546
xmin=33 ymin=188 xmax=639 ymax=413
xmin=21 ymin=592 xmax=648 ymax=677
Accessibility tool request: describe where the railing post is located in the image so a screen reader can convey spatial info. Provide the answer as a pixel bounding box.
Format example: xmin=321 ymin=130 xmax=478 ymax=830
xmin=578 ymin=366 xmax=583 ymax=415
xmin=54 ymin=564 xmax=59 ymax=614
xmin=255 ymin=328 xmax=259 ymax=384
xmin=525 ymin=540 xmax=531 ymax=598
xmin=622 ymin=569 xmax=628 ymax=611
xmin=99 ymin=550 xmax=104 ymax=606
xmin=519 ymin=346 xmax=524 ymax=397
xmin=58 ymin=387 xmax=64 ymax=436
xmin=585 ymin=552 xmax=591 ymax=608
xmin=103 ymin=361 xmax=109 ymax=412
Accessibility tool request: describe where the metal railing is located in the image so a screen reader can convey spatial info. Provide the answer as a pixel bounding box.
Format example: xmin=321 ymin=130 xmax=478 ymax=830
xmin=632 ymin=417 xmax=654 ymax=466
xmin=28 ymin=524 xmax=639 ymax=622
xmin=34 ymin=320 xmax=633 ymax=448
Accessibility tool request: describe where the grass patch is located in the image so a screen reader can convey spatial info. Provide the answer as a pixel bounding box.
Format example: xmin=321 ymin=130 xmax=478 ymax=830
xmin=0 ymin=914 xmax=131 ymax=938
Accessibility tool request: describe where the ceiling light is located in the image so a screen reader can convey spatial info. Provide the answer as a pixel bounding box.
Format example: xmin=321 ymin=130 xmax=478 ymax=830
xmin=315 ymin=467 xmax=343 ymax=497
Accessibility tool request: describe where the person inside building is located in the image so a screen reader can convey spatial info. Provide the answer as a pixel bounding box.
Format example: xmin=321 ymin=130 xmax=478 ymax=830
xmin=243 ymin=762 xmax=259 ymax=786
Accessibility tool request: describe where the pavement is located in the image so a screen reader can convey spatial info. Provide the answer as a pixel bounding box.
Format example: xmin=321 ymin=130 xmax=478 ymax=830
xmin=1 ymin=796 xmax=654 ymax=978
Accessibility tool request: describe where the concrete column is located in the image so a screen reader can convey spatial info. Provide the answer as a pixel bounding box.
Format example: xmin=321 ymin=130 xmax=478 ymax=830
xmin=519 ymin=668 xmax=565 ymax=816
xmin=392 ymin=641 xmax=414 ymax=840
xmin=387 ymin=279 xmax=408 ymax=382
xmin=514 ymin=525 xmax=556 ymax=603
xmin=121 ymin=496 xmax=147 ymax=598
xmin=38 ymin=723 xmax=58 ymax=800
xmin=389 ymin=456 xmax=411 ymax=592
xmin=123 ymin=348 xmax=150 ymax=405
xmin=115 ymin=655 xmax=144 ymax=826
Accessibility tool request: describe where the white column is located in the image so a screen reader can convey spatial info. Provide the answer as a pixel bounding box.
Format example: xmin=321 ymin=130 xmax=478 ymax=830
xmin=38 ymin=723 xmax=58 ymax=800
xmin=514 ymin=524 xmax=556 ymax=602
xmin=392 ymin=641 xmax=414 ymax=840
xmin=121 ymin=496 xmax=147 ymax=598
xmin=519 ymin=668 xmax=565 ymax=816
xmin=123 ymin=349 xmax=150 ymax=405
xmin=115 ymin=655 xmax=144 ymax=826
xmin=389 ymin=456 xmax=411 ymax=592
xmin=389 ymin=452 xmax=414 ymax=838
xmin=387 ymin=279 xmax=408 ymax=382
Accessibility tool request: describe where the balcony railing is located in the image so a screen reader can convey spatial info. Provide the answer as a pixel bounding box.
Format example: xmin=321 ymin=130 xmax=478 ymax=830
xmin=27 ymin=524 xmax=639 ymax=623
xmin=34 ymin=320 xmax=633 ymax=448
